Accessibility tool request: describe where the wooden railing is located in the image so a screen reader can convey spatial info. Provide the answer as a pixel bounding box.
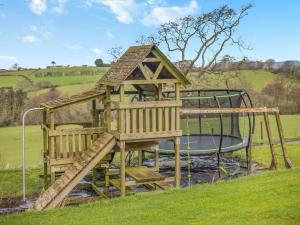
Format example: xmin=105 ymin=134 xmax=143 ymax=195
xmin=47 ymin=127 xmax=105 ymax=162
xmin=113 ymin=100 xmax=182 ymax=140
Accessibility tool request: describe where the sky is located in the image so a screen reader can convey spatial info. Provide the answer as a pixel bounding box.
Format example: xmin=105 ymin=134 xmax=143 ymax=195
xmin=0 ymin=0 xmax=299 ymax=69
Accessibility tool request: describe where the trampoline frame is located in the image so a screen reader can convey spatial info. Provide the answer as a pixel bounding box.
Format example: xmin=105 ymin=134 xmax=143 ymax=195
xmin=161 ymin=89 xmax=255 ymax=157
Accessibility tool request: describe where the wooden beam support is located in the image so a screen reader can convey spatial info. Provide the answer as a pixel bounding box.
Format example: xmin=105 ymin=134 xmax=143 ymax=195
xmin=138 ymin=62 xmax=152 ymax=80
xmin=181 ymin=107 xmax=280 ymax=115
xmin=122 ymin=79 xmax=178 ymax=85
xmin=274 ymin=112 xmax=293 ymax=168
xmin=42 ymin=109 xmax=48 ymax=188
xmin=263 ymin=112 xmax=278 ymax=169
xmin=120 ymin=141 xmax=126 ymax=197
xmin=174 ymin=137 xmax=181 ymax=188
xmin=142 ymin=57 xmax=160 ymax=63
xmin=152 ymin=62 xmax=164 ymax=80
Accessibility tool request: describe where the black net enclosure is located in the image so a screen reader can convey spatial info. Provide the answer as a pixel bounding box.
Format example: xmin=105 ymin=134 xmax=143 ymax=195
xmin=157 ymin=89 xmax=255 ymax=156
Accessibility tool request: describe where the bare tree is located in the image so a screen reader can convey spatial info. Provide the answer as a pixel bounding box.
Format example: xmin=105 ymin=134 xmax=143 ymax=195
xmin=107 ymin=46 xmax=124 ymax=63
xmin=137 ymin=4 xmax=252 ymax=76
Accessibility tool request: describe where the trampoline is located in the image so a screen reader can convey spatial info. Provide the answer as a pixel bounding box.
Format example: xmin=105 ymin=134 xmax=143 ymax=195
xmin=156 ymin=89 xmax=255 ymax=156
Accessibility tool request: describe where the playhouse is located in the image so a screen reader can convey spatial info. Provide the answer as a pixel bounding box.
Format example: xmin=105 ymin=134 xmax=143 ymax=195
xmin=31 ymin=45 xmax=292 ymax=210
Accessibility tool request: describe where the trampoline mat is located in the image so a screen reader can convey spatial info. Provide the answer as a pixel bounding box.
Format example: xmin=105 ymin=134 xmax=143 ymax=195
xmin=157 ymin=135 xmax=248 ymax=155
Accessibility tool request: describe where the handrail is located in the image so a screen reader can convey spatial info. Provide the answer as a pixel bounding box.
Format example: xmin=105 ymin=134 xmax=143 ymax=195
xmin=48 ymin=127 xmax=106 ymax=136
xmin=180 ymin=107 xmax=279 ymax=115
xmin=113 ymin=100 xmax=182 ymax=109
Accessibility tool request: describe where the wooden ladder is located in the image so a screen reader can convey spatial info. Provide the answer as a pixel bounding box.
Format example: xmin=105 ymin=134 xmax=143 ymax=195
xmin=30 ymin=132 xmax=116 ymax=211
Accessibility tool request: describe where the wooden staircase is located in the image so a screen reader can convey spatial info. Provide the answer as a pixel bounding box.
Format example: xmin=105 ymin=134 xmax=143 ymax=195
xmin=31 ymin=132 xmax=116 ymax=211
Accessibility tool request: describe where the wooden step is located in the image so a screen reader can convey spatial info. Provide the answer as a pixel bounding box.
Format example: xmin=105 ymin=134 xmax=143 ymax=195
xmin=30 ymin=132 xmax=116 ymax=211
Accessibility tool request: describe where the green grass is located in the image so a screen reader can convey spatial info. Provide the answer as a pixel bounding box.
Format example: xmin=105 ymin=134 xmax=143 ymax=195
xmin=1 ymin=168 xmax=299 ymax=225
xmin=0 ymin=67 xmax=108 ymax=89
xmin=0 ymin=168 xmax=43 ymax=198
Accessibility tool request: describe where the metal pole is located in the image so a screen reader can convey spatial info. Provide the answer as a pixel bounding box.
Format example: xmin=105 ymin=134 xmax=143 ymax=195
xmin=22 ymin=107 xmax=43 ymax=202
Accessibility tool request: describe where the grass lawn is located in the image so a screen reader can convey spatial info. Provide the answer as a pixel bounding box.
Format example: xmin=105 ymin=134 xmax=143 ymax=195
xmin=0 ymin=168 xmax=43 ymax=198
xmin=0 ymin=168 xmax=299 ymax=225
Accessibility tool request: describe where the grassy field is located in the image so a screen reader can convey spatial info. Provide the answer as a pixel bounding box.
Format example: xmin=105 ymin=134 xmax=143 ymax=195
xmin=0 ymin=67 xmax=108 ymax=89
xmin=1 ymin=167 xmax=299 ymax=225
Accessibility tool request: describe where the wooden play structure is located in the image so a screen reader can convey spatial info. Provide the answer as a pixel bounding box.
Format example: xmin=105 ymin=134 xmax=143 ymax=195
xmin=31 ymin=45 xmax=292 ymax=211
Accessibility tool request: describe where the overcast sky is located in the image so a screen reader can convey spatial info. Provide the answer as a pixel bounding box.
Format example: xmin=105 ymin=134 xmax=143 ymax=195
xmin=0 ymin=0 xmax=299 ymax=69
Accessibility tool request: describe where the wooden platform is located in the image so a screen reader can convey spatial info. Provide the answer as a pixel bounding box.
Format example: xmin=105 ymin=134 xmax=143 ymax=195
xmin=125 ymin=166 xmax=165 ymax=183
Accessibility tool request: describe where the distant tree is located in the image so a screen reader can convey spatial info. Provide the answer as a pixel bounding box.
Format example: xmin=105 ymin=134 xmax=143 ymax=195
xmin=94 ymin=58 xmax=104 ymax=67
xmin=107 ymin=46 xmax=124 ymax=63
xmin=51 ymin=61 xmax=56 ymax=67
xmin=137 ymin=4 xmax=252 ymax=76
xmin=264 ymin=59 xmax=275 ymax=70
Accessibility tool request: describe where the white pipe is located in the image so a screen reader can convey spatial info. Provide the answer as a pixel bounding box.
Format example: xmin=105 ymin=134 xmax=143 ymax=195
xmin=22 ymin=107 xmax=43 ymax=202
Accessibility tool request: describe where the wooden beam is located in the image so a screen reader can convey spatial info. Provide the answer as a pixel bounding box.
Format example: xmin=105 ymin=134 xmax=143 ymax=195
xmin=142 ymin=57 xmax=161 ymax=63
xmin=122 ymin=79 xmax=178 ymax=85
xmin=113 ymin=100 xmax=182 ymax=110
xmin=274 ymin=112 xmax=293 ymax=168
xmin=174 ymin=137 xmax=181 ymax=188
xmin=181 ymin=107 xmax=279 ymax=115
xmin=117 ymin=130 xmax=182 ymax=141
xmin=152 ymin=62 xmax=164 ymax=80
xmin=49 ymin=127 xmax=106 ymax=136
xmin=120 ymin=141 xmax=126 ymax=197
xmin=138 ymin=63 xmax=152 ymax=80
xmin=263 ymin=112 xmax=278 ymax=169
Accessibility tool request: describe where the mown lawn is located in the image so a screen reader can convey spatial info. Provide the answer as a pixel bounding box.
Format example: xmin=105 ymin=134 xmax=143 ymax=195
xmin=0 ymin=168 xmax=299 ymax=225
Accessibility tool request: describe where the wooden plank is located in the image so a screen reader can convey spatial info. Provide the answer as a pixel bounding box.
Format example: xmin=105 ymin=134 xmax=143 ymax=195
xmin=174 ymin=137 xmax=181 ymax=188
xmin=152 ymin=62 xmax=164 ymax=80
xmin=263 ymin=112 xmax=278 ymax=169
xmin=158 ymin=107 xmax=163 ymax=131
xmin=78 ymin=134 xmax=82 ymax=154
xmin=151 ymin=108 xmax=156 ymax=132
xmin=170 ymin=107 xmax=175 ymax=131
xmin=113 ymin=100 xmax=182 ymax=109
xmin=59 ymin=135 xmax=63 ymax=159
xmin=138 ymin=62 xmax=151 ymax=80
xmin=120 ymin=141 xmax=126 ymax=197
xmin=181 ymin=107 xmax=280 ymax=115
xmin=125 ymin=109 xmax=131 ymax=133
xmin=72 ymin=134 xmax=76 ymax=158
xmin=145 ymin=108 xmax=150 ymax=132
xmin=65 ymin=135 xmax=69 ymax=158
xmin=274 ymin=112 xmax=293 ymax=168
xmin=50 ymin=112 xmax=55 ymax=159
xmin=117 ymin=130 xmax=182 ymax=141
xmin=164 ymin=107 xmax=169 ymax=131
xmin=122 ymin=79 xmax=178 ymax=85
xmin=49 ymin=127 xmax=106 ymax=136
xmin=131 ymin=109 xmax=137 ymax=133
xmin=138 ymin=108 xmax=144 ymax=133
xmin=142 ymin=57 xmax=160 ymax=63
xmin=125 ymin=166 xmax=165 ymax=183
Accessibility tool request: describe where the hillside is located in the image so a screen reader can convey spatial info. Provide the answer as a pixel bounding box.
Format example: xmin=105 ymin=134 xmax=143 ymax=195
xmin=0 ymin=68 xmax=289 ymax=95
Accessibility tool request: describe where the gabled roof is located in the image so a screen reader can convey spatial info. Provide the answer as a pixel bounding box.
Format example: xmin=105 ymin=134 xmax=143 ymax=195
xmin=94 ymin=45 xmax=190 ymax=89
xmin=42 ymin=45 xmax=190 ymax=110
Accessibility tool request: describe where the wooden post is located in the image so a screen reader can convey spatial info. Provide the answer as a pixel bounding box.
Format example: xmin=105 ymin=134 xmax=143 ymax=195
xmin=154 ymin=144 xmax=159 ymax=169
xmin=274 ymin=112 xmax=293 ymax=168
xmin=263 ymin=112 xmax=278 ymax=169
xmin=157 ymin=84 xmax=163 ymax=100
xmin=175 ymin=83 xmax=181 ymax=131
xmin=105 ymin=86 xmax=111 ymax=132
xmin=260 ymin=120 xmax=263 ymax=141
xmin=105 ymin=164 xmax=110 ymax=194
xmin=49 ymin=111 xmax=55 ymax=183
xmin=174 ymin=137 xmax=181 ymax=188
xmin=138 ymin=150 xmax=143 ymax=166
xmin=120 ymin=141 xmax=126 ymax=197
xmin=247 ymin=139 xmax=253 ymax=174
xmin=42 ymin=109 xmax=48 ymax=188
xmin=119 ymin=84 xmax=125 ymax=134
